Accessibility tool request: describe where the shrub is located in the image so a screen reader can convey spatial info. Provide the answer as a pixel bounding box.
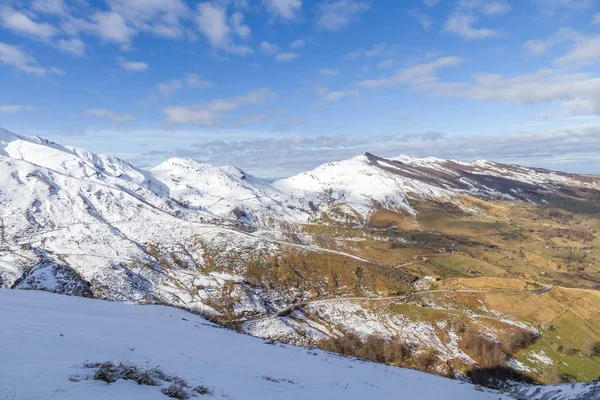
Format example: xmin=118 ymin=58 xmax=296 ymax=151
xmin=193 ymin=385 xmax=213 ymax=395
xmin=319 ymin=332 xmax=414 ymax=368
xmin=501 ymin=327 xmax=537 ymax=354
xmin=88 ymin=361 xmax=202 ymax=399
xmin=162 ymin=383 xmax=190 ymax=400
xmin=93 ymin=362 xmax=120 ymax=384
xmin=413 ymin=349 xmax=438 ymax=372
xmin=461 ymin=330 xmax=506 ymax=368
xmin=584 ymin=336 xmax=600 ymax=357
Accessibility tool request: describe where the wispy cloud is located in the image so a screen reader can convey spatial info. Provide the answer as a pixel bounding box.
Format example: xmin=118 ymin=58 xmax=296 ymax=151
xmin=136 ymin=124 xmax=600 ymax=177
xmin=316 ymin=0 xmax=370 ymax=31
xmin=85 ymin=108 xmax=136 ymax=126
xmin=118 ymin=56 xmax=148 ymax=71
xmin=445 ymin=0 xmax=510 ymax=40
xmin=157 ymin=74 xmax=213 ymax=96
xmin=0 ymin=6 xmax=58 ymax=41
xmin=195 ymin=2 xmax=252 ymax=55
xmin=319 ymin=69 xmax=339 ymax=76
xmin=0 ymin=104 xmax=35 ymax=113
xmin=263 ymin=0 xmax=302 ymax=21
xmin=0 ymin=42 xmax=54 ymax=75
xmin=163 ymin=88 xmax=277 ymax=125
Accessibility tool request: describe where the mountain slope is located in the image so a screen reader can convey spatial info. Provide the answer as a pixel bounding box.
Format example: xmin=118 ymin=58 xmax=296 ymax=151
xmin=6 ymin=289 xmax=598 ymax=400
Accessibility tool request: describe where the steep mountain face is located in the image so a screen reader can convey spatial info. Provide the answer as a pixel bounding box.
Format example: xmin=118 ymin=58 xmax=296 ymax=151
xmin=1 ymin=127 xmax=600 ymax=387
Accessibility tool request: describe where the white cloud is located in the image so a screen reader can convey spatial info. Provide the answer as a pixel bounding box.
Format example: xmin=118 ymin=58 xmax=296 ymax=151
xmin=260 ymin=41 xmax=299 ymax=61
xmin=319 ymin=68 xmax=339 ymax=76
xmin=358 ymin=56 xmax=463 ymax=90
xmin=522 ymin=28 xmax=581 ymax=56
xmin=290 ymin=39 xmax=305 ymax=48
xmin=457 ymin=0 xmax=511 ymax=16
xmin=236 ymin=113 xmax=268 ymax=125
xmin=260 ymin=41 xmax=280 ymax=54
xmin=105 ymin=0 xmax=189 ymax=39
xmin=56 ymin=38 xmax=85 ymax=56
xmin=316 ymin=87 xmax=357 ymax=103
xmin=185 ymin=73 xmax=214 ymax=88
xmin=408 ymin=8 xmax=434 ymax=29
xmin=534 ymin=0 xmax=594 ymax=14
xmin=377 ymin=59 xmax=396 ymax=69
xmin=555 ymin=36 xmax=600 ymax=66
xmin=164 ymin=88 xmax=276 ymax=125
xmin=0 ymin=105 xmax=35 ymax=113
xmin=230 ymin=11 xmax=251 ymax=39
xmin=316 ymin=0 xmax=370 ymax=31
xmin=522 ymin=29 xmax=600 ymax=67
xmin=445 ymin=13 xmax=502 ymax=39
xmin=0 ymin=6 xmax=58 ymax=41
xmin=31 ymin=0 xmax=68 ymax=16
xmin=93 ymin=11 xmax=135 ymax=43
xmin=157 ymin=124 xmax=600 ymax=177
xmin=423 ymin=0 xmax=439 ymax=7
xmin=345 ymin=44 xmax=400 ymax=60
xmin=196 ymin=3 xmax=228 ymax=46
xmin=275 ymin=52 xmax=299 ymax=61
xmin=85 ymin=108 xmax=136 ymax=126
xmin=0 ymin=42 xmax=48 ymax=75
xmin=157 ymin=73 xmax=213 ymax=96
xmin=360 ymin=55 xmax=600 ymax=116
xmin=263 ymin=0 xmax=302 ymax=20
xmin=594 ymin=13 xmax=600 ymax=24
xmin=196 ymin=2 xmax=253 ymax=55
xmin=118 ymin=57 xmax=148 ymax=71
xmin=157 ymin=79 xmax=184 ymax=96
xmin=276 ymin=116 xmax=307 ymax=131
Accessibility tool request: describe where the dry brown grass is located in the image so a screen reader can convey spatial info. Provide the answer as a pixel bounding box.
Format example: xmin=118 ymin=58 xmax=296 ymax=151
xmin=244 ymin=248 xmax=414 ymax=298
xmin=437 ymin=277 xmax=539 ymax=292
xmin=367 ymin=209 xmax=420 ymax=230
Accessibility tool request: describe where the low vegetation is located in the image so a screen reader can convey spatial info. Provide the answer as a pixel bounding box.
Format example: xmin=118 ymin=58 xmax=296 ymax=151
xmin=86 ymin=361 xmax=212 ymax=399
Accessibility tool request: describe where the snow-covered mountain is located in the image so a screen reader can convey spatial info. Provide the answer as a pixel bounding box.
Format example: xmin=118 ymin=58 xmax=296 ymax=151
xmin=1 ymin=127 xmax=598 ymax=301
xmin=276 ymin=152 xmax=600 ymax=223
xmin=2 ymin=127 xmax=600 ymax=391
xmin=151 ymin=157 xmax=309 ymax=225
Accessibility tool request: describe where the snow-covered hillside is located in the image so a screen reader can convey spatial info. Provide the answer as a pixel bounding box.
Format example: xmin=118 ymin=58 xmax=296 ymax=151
xmin=4 ymin=289 xmax=596 ymax=400
xmin=276 ymin=152 xmax=600 ymax=223
xmin=151 ymin=158 xmax=309 ymax=225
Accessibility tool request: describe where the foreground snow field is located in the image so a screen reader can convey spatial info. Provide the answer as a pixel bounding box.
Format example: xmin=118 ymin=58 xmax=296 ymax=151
xmin=0 ymin=290 xmax=511 ymax=400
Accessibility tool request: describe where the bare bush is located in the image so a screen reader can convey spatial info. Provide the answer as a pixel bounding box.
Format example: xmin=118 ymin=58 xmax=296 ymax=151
xmin=461 ymin=330 xmax=506 ymax=368
xmin=413 ymin=349 xmax=438 ymax=372
xmin=162 ymin=382 xmax=190 ymax=399
xmin=319 ymin=332 xmax=414 ymax=368
xmin=501 ymin=327 xmax=537 ymax=354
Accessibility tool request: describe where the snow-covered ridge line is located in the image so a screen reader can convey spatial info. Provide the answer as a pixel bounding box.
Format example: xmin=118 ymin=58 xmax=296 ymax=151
xmin=1 ymin=128 xmax=597 ymax=227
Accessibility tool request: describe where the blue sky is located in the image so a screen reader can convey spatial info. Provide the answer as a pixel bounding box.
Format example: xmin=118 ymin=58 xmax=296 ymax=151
xmin=1 ymin=0 xmax=599 ymax=178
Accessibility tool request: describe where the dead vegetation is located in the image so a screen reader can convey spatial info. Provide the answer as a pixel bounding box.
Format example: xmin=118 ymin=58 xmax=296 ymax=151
xmin=459 ymin=327 xmax=537 ymax=387
xmin=86 ymin=361 xmax=212 ymax=399
xmin=318 ymin=332 xmax=437 ymax=371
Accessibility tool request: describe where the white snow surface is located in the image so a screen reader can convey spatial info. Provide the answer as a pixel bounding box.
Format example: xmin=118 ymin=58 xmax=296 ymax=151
xmin=0 ymin=289 xmax=512 ymax=400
